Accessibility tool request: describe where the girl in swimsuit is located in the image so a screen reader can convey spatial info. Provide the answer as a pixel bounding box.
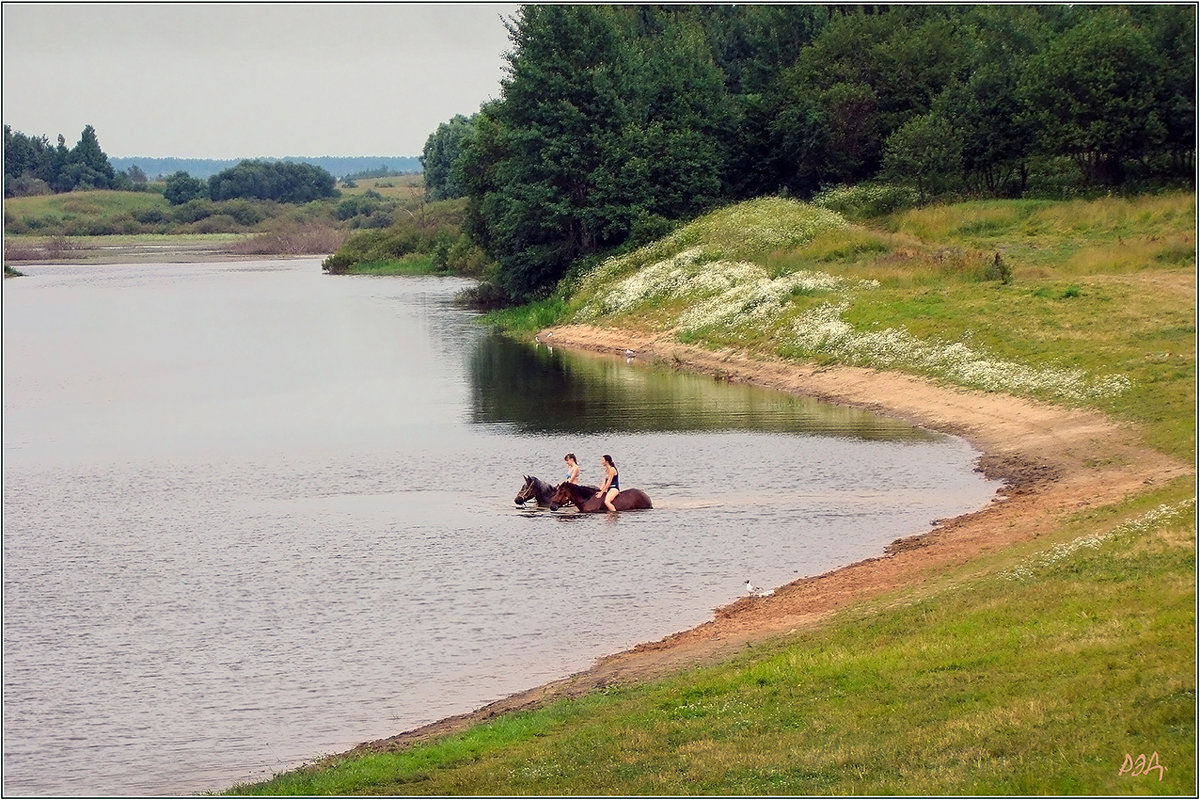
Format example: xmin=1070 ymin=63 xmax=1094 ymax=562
xmin=564 ymin=453 xmax=580 ymax=485
xmin=596 ymin=454 xmax=620 ymax=511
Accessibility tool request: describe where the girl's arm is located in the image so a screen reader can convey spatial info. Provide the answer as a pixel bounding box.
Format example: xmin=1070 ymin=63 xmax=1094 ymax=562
xmin=596 ymin=467 xmax=614 ymax=495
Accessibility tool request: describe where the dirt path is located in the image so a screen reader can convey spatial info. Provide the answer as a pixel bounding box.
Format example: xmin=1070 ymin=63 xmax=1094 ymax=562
xmin=352 ymin=324 xmax=1190 ymax=756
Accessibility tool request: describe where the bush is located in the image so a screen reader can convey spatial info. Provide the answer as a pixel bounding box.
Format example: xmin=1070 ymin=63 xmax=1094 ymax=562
xmin=133 ymin=207 xmax=168 ymax=225
xmin=455 ymin=279 xmax=513 ymax=310
xmin=163 ymin=171 xmax=209 ymax=205
xmin=627 ymin=212 xmax=675 ymax=249
xmin=812 ymin=183 xmax=922 ymax=219
xmin=190 ymin=214 xmax=240 ymax=234
xmin=219 ymin=199 xmax=265 ymax=226
xmin=172 ymin=198 xmax=216 ymax=223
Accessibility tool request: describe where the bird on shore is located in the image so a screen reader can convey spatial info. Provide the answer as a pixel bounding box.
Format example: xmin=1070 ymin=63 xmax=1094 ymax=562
xmin=745 ymin=579 xmax=774 ymax=598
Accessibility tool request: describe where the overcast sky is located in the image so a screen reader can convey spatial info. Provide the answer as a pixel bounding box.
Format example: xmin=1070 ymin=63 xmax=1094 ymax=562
xmin=2 ymin=2 xmax=521 ymax=159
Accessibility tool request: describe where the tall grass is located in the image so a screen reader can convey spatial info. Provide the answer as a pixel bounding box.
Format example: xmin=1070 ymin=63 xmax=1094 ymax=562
xmin=226 ymin=222 xmax=347 ymax=255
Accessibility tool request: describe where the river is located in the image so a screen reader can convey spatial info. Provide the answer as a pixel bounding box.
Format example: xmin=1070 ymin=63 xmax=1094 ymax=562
xmin=1 ymin=258 xmax=1000 ymax=795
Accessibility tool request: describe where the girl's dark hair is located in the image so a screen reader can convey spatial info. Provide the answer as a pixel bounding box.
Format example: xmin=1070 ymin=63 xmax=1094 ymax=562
xmin=602 ymin=454 xmax=615 ymax=468
xmin=565 ymin=453 xmax=576 ymax=462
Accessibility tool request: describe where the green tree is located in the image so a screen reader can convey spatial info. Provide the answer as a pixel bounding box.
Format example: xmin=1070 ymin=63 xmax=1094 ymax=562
xmin=775 ymin=7 xmax=972 ymax=189
xmin=1019 ymin=7 xmax=1164 ymax=185
xmin=422 ymin=114 xmax=476 ymax=201
xmin=3 ymin=126 xmax=52 ymax=196
xmin=928 ymin=6 xmax=1045 ymax=197
xmin=208 ymin=160 xmax=337 ymax=203
xmin=881 ymin=112 xmax=962 ymax=199
xmin=459 ymin=5 xmax=636 ymax=300
xmin=627 ymin=8 xmax=732 ymax=220
xmin=60 ymin=124 xmax=116 ymax=190
xmin=162 ymin=171 xmax=209 ymax=205
xmin=1133 ymin=4 xmax=1196 ymax=177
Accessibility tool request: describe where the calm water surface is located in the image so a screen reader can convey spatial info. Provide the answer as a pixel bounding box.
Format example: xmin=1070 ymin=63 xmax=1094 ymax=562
xmin=2 ymin=259 xmax=1000 ymax=795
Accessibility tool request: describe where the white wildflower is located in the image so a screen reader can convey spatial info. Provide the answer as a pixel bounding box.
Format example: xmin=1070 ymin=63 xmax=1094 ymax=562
xmin=1000 ymin=498 xmax=1196 ymax=581
xmin=788 ymin=304 xmax=1131 ymax=401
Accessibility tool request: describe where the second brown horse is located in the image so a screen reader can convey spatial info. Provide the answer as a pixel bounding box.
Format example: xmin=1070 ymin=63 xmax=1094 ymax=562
xmin=548 ymin=480 xmax=653 ymax=512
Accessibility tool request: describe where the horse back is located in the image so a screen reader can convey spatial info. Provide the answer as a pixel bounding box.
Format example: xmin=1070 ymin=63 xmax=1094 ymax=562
xmin=614 ymin=488 xmax=653 ymax=510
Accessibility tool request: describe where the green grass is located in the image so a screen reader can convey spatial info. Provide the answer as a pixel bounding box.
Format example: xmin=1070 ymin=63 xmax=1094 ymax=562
xmin=340 ymin=255 xmax=438 ymax=276
xmin=4 ymin=189 xmax=171 ymax=235
xmin=228 ymin=485 xmax=1194 ymax=796
xmin=481 ymin=295 xmax=571 ymax=332
xmin=339 ymin=174 xmax=425 ymax=202
xmin=221 ymin=189 xmax=1196 ymax=796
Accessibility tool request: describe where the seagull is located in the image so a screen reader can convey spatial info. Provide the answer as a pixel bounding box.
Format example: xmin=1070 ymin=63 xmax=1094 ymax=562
xmin=745 ymin=580 xmax=774 ymax=598
xmin=625 ymin=349 xmax=635 ymax=358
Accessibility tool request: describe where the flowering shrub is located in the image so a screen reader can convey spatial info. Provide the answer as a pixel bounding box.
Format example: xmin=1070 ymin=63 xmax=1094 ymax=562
xmin=678 ymin=270 xmax=865 ymax=332
xmin=1001 ymin=498 xmax=1196 ymax=581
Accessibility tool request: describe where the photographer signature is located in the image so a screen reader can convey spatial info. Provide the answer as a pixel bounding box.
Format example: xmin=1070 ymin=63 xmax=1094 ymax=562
xmin=1119 ymin=752 xmax=1165 ymax=781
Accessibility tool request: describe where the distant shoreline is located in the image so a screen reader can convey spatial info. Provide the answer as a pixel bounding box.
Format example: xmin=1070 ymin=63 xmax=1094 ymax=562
xmin=2 ymin=235 xmax=324 ymax=266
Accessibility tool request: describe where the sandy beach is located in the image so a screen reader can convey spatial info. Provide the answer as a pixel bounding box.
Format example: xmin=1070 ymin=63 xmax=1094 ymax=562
xmin=349 ymin=322 xmax=1191 ymax=757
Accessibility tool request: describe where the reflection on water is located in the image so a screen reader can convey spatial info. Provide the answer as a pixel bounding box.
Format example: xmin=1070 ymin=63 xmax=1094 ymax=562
xmin=2 ymin=260 xmax=1000 ymax=796
xmin=470 ymin=332 xmax=932 ymax=439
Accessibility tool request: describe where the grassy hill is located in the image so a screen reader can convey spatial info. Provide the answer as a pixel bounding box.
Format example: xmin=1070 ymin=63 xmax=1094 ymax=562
xmin=220 ymin=189 xmax=1193 ymax=794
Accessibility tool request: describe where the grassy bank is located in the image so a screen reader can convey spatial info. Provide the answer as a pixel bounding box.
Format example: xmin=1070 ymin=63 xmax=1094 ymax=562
xmin=224 ymin=190 xmax=1195 ymax=795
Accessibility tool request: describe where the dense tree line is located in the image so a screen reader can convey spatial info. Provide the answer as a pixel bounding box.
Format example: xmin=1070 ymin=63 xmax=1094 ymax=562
xmin=436 ymin=4 xmax=1193 ymax=302
xmin=160 ymin=160 xmax=338 ymax=205
xmin=5 ymin=125 xmax=346 ymax=204
xmin=4 ymin=124 xmax=122 ymax=196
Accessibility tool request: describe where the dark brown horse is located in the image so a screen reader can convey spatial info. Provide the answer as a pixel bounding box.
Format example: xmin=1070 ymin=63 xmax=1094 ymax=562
xmin=548 ymin=480 xmax=653 ymax=512
xmin=514 ymin=475 xmax=599 ymax=508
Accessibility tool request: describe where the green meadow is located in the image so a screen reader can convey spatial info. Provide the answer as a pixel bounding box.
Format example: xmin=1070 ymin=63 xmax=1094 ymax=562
xmin=227 ymin=189 xmax=1195 ymax=795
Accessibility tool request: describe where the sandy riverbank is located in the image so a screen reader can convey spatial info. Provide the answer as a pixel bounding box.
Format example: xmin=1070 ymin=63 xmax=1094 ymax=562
xmin=346 ymin=323 xmax=1190 ymax=757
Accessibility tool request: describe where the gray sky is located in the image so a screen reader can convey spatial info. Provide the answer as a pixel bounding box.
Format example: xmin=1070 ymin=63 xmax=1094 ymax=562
xmin=2 ymin=2 xmax=520 ymax=158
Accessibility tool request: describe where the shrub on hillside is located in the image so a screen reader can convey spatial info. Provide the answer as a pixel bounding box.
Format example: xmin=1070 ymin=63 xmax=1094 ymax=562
xmin=813 ymin=183 xmax=921 ymax=219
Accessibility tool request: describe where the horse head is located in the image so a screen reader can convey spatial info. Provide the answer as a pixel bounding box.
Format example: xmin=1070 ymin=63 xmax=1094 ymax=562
xmin=547 ymin=482 xmax=574 ymax=511
xmin=514 ymin=475 xmax=536 ymax=505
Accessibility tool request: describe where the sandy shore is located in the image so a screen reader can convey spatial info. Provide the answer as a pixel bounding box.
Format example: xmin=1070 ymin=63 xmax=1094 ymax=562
xmin=340 ymin=323 xmax=1192 ymax=757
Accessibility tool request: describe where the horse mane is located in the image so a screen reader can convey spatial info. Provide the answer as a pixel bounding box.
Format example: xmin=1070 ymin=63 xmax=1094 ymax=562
xmin=559 ymin=481 xmax=590 ymax=498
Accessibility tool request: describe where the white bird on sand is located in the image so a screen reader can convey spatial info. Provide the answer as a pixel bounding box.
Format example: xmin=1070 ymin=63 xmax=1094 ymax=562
xmin=625 ymin=348 xmax=636 ymax=358
xmin=745 ymin=579 xmax=774 ymax=598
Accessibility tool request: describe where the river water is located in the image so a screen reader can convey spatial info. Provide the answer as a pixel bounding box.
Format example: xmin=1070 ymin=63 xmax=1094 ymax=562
xmin=1 ymin=258 xmax=1000 ymax=796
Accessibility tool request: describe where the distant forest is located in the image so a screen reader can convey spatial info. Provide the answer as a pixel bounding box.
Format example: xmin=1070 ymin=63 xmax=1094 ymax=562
xmin=109 ymin=156 xmax=422 ymax=181
xmin=3 ymin=120 xmax=422 ymax=198
xmin=418 ymin=4 xmax=1194 ymax=302
xmin=3 ymin=121 xmax=423 ymax=197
